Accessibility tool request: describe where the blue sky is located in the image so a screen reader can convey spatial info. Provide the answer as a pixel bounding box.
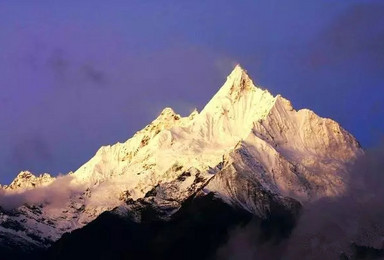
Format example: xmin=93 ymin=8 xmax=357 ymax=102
xmin=0 ymin=0 xmax=383 ymax=183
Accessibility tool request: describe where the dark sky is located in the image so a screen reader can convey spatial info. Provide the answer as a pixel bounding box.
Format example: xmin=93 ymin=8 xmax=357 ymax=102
xmin=0 ymin=0 xmax=383 ymax=184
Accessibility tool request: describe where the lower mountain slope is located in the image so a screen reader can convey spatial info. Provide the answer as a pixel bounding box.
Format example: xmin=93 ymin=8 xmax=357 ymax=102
xmin=46 ymin=191 xmax=299 ymax=260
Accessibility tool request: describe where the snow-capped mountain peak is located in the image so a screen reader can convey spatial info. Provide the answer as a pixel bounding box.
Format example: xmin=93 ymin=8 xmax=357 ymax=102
xmin=203 ymin=64 xmax=270 ymax=109
xmin=0 ymin=65 xmax=362 ymax=253
xmin=4 ymin=171 xmax=55 ymax=191
xmin=213 ymin=64 xmax=254 ymax=96
xmin=198 ymin=65 xmax=276 ymax=144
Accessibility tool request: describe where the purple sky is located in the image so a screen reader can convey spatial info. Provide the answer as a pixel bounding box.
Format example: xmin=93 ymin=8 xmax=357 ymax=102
xmin=0 ymin=1 xmax=383 ymax=184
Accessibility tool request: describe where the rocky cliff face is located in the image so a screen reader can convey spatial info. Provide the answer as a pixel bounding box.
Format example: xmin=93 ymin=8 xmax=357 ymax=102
xmin=0 ymin=65 xmax=362 ymax=256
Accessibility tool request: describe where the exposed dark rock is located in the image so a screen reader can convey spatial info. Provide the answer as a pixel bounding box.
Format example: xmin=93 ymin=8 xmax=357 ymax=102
xmin=44 ymin=192 xmax=300 ymax=260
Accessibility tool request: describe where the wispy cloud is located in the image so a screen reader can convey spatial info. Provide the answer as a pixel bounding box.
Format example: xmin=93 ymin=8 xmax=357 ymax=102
xmin=216 ymin=142 xmax=384 ymax=259
xmin=0 ymin=175 xmax=84 ymax=210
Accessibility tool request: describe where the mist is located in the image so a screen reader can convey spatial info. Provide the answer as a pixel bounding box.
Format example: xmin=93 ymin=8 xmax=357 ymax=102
xmin=0 ymin=175 xmax=85 ymax=210
xmin=216 ymin=142 xmax=384 ymax=259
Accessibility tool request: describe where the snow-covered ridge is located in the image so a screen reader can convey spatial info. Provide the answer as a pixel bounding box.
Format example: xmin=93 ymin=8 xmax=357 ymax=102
xmin=0 ymin=65 xmax=362 ymax=249
xmin=3 ymin=171 xmax=55 ymax=191
xmin=70 ymin=65 xmax=279 ymax=204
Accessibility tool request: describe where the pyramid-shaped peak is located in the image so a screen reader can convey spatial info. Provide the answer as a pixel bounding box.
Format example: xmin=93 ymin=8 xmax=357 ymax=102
xmin=206 ymin=65 xmax=266 ymax=104
xmin=200 ymin=65 xmax=276 ymax=122
xmin=227 ymin=64 xmax=251 ymax=84
xmin=226 ymin=65 xmax=256 ymax=94
xmin=230 ymin=64 xmax=247 ymax=76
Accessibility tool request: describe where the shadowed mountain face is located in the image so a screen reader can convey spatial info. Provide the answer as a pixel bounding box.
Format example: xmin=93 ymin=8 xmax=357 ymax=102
xmin=45 ymin=192 xmax=299 ymax=260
